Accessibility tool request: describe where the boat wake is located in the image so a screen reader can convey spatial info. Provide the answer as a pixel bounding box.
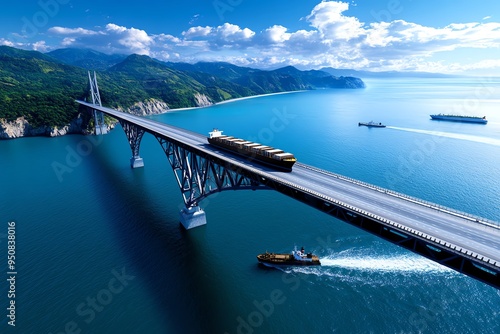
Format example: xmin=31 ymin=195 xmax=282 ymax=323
xmin=387 ymin=126 xmax=500 ymax=147
xmin=272 ymin=253 xmax=456 ymax=283
xmin=265 ymin=248 xmax=461 ymax=289
xmin=319 ymin=254 xmax=451 ymax=273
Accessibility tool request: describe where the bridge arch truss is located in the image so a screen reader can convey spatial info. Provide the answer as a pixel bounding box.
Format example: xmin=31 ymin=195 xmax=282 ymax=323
xmin=78 ymin=73 xmax=500 ymax=290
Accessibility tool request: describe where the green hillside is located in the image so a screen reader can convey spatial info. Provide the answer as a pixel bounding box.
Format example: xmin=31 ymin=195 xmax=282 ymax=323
xmin=0 ymin=47 xmax=250 ymax=128
xmin=0 ymin=46 xmax=88 ymax=127
xmin=103 ymin=54 xmax=250 ymax=108
xmin=0 ymin=46 xmax=365 ymax=130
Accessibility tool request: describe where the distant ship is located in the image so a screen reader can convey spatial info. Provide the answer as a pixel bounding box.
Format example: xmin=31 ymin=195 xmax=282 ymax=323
xmin=430 ymin=114 xmax=488 ymax=124
xmin=257 ymin=246 xmax=321 ymax=266
xmin=358 ymin=121 xmax=386 ymax=128
xmin=207 ymin=129 xmax=297 ymax=171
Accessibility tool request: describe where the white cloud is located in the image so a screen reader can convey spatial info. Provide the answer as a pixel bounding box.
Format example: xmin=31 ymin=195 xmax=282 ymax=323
xmin=184 ymin=23 xmax=254 ymax=42
xmin=105 ymin=24 xmax=153 ymax=55
xmin=0 ymin=38 xmax=14 ymax=47
xmin=105 ymin=23 xmax=127 ymax=34
xmin=48 ymin=27 xmax=99 ymax=35
xmin=32 ymin=41 xmax=49 ymax=52
xmin=306 ymin=0 xmax=364 ymax=41
xmin=39 ymin=1 xmax=500 ymax=74
xmin=156 ymin=34 xmax=181 ymax=43
xmin=183 ymin=26 xmax=213 ymax=38
xmin=180 ymin=23 xmax=255 ymax=51
xmin=62 ymin=37 xmax=76 ymax=46
xmin=216 ymin=23 xmax=255 ymax=41
xmin=263 ymin=25 xmax=291 ymax=44
xmin=47 ymin=23 xmax=154 ymax=55
xmin=189 ymin=14 xmax=200 ymax=25
xmin=459 ymin=58 xmax=500 ymax=71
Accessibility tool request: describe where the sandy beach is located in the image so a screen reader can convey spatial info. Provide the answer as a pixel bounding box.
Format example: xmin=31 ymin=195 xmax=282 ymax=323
xmin=158 ymin=90 xmax=306 ymax=114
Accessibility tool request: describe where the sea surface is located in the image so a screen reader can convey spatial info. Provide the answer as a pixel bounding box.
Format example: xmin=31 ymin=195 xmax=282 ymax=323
xmin=1 ymin=77 xmax=500 ymax=333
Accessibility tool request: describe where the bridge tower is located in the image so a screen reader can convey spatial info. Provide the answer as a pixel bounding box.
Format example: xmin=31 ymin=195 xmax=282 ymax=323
xmin=88 ymin=71 xmax=108 ymax=135
xmin=88 ymin=71 xmax=144 ymax=168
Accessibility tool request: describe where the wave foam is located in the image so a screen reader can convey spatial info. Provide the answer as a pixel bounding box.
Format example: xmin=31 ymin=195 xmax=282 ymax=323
xmin=319 ymin=254 xmax=452 ymax=273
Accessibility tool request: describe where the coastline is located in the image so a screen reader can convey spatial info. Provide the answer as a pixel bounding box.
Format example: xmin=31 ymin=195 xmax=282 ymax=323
xmin=213 ymin=90 xmax=307 ymax=106
xmin=157 ymin=90 xmax=307 ymax=114
xmin=1 ymin=90 xmax=308 ymax=139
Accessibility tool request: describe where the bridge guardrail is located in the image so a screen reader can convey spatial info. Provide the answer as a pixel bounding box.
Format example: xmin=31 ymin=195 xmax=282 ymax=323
xmin=296 ymin=162 xmax=500 ymax=229
xmin=83 ymin=101 xmax=499 ymax=229
xmin=274 ymin=163 xmax=499 ymax=269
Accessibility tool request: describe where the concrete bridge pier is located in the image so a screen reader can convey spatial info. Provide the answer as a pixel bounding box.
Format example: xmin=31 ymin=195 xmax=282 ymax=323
xmin=180 ymin=206 xmax=207 ymax=229
xmin=94 ymin=121 xmax=108 ymax=135
xmin=130 ymin=156 xmax=144 ymax=168
xmin=93 ymin=109 xmax=108 ymax=135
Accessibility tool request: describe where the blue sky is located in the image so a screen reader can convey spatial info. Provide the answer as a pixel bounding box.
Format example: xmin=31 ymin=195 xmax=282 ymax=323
xmin=1 ymin=0 xmax=500 ymax=74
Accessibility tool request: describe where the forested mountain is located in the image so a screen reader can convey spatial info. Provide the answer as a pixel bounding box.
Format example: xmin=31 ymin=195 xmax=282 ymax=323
xmin=165 ymin=62 xmax=366 ymax=92
xmin=47 ymin=48 xmax=127 ymax=71
xmin=0 ymin=46 xmax=365 ymax=132
xmin=0 ymin=46 xmax=88 ymax=128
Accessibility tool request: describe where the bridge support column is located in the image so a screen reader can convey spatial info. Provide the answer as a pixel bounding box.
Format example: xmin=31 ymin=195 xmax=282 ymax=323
xmin=155 ymin=135 xmax=268 ymax=229
xmin=130 ymin=156 xmax=144 ymax=168
xmin=180 ymin=206 xmax=206 ymax=229
xmin=93 ymin=110 xmax=108 ymax=135
xmin=120 ymin=121 xmax=145 ymax=168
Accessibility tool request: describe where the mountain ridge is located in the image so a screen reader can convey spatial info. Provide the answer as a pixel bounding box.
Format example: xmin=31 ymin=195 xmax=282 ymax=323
xmin=45 ymin=47 xmax=458 ymax=79
xmin=0 ymin=46 xmax=365 ymax=139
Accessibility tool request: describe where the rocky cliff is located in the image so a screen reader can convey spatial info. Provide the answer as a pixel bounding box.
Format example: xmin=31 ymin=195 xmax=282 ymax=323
xmin=121 ymin=98 xmax=169 ymax=116
xmin=0 ymin=114 xmax=117 ymax=139
xmin=0 ymin=99 xmax=169 ymax=139
xmin=193 ymin=93 xmax=213 ymax=107
xmin=0 ymin=116 xmax=84 ymax=139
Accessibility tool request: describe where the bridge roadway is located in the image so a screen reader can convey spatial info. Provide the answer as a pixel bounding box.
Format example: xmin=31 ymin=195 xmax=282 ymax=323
xmin=77 ymin=101 xmax=500 ymax=284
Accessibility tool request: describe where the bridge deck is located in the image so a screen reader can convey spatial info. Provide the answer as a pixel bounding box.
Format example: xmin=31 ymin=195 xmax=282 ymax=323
xmin=77 ymin=101 xmax=500 ymax=280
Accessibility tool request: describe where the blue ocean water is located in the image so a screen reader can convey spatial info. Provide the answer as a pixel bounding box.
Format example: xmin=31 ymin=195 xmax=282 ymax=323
xmin=1 ymin=78 xmax=499 ymax=333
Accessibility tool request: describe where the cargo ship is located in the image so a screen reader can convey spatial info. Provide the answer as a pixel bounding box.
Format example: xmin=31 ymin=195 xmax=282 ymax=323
xmin=358 ymin=121 xmax=386 ymax=128
xmin=207 ymin=129 xmax=297 ymax=171
xmin=257 ymin=247 xmax=321 ymax=266
xmin=430 ymin=114 xmax=488 ymax=124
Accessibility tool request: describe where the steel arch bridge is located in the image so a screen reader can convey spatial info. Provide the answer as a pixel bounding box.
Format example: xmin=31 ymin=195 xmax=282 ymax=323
xmin=78 ymin=72 xmax=500 ymax=290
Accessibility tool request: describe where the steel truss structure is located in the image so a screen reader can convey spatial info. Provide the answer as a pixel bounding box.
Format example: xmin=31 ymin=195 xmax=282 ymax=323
xmin=87 ymin=70 xmax=268 ymax=212
xmin=155 ymin=136 xmax=267 ymax=208
xmin=257 ymin=174 xmax=499 ymax=289
xmin=82 ymin=73 xmax=499 ymax=289
xmin=120 ymin=121 xmax=145 ymax=165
